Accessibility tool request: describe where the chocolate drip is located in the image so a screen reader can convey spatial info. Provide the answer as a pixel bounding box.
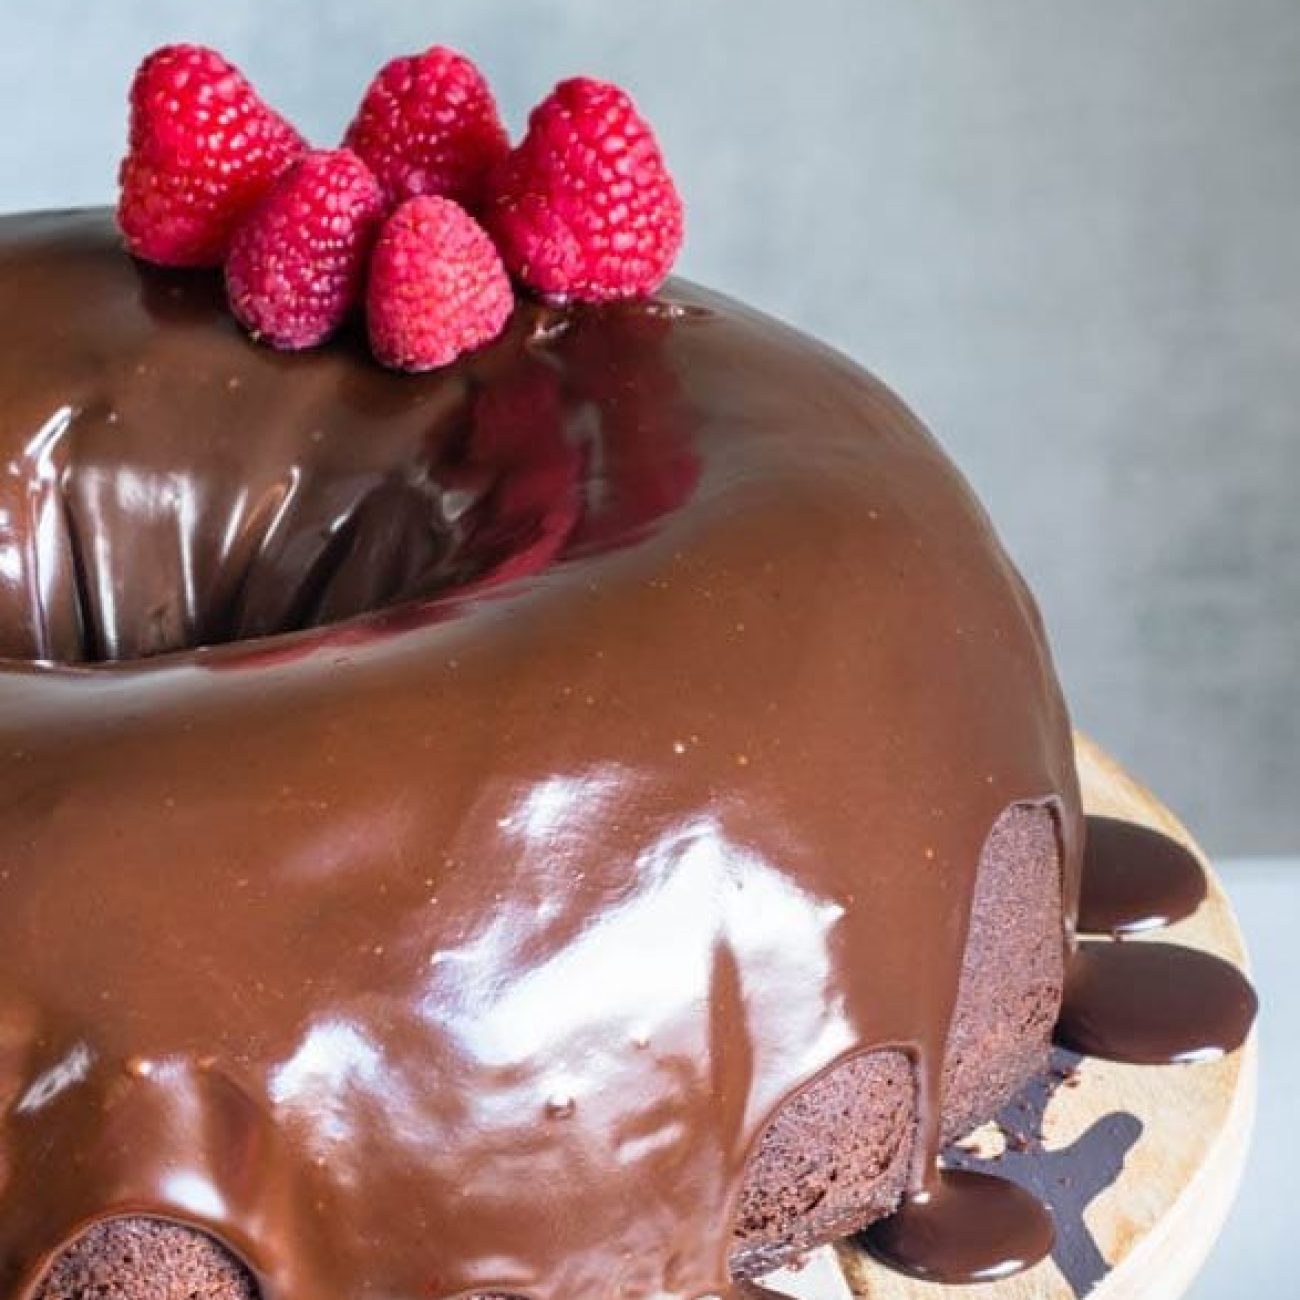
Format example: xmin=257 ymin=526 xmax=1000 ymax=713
xmin=0 ymin=211 xmax=1082 ymax=1300
xmin=1056 ymin=942 xmax=1257 ymax=1064
xmin=944 ymin=1048 xmax=1143 ymax=1297
xmin=859 ymin=1168 xmax=1054 ymax=1284
xmin=855 ymin=815 xmax=1255 ymax=1288
xmin=1078 ymin=816 xmax=1207 ymax=935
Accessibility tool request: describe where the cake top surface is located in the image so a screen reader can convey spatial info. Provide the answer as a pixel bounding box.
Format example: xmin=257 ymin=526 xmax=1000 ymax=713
xmin=0 ymin=210 xmax=1080 ymax=1300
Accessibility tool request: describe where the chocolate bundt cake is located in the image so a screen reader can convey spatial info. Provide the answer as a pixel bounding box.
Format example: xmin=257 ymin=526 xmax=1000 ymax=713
xmin=0 ymin=211 xmax=1081 ymax=1300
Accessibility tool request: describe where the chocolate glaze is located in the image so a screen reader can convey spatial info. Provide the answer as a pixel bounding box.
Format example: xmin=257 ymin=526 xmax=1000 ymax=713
xmin=0 ymin=211 xmax=1082 ymax=1300
xmin=859 ymin=1168 xmax=1054 ymax=1284
xmin=945 ymin=1048 xmax=1143 ymax=1295
xmin=1078 ymin=816 xmax=1207 ymax=935
xmin=1056 ymin=942 xmax=1258 ymax=1065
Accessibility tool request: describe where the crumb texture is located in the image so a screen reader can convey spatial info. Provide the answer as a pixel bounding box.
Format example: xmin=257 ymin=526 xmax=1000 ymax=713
xmin=35 ymin=1219 xmax=257 ymax=1300
xmin=731 ymin=804 xmax=1062 ymax=1277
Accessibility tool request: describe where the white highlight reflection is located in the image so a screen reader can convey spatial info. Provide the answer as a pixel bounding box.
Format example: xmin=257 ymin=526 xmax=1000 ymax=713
xmin=425 ymin=809 xmax=853 ymax=1112
xmin=14 ymin=1040 xmax=94 ymax=1115
xmin=160 ymin=1172 xmax=226 ymax=1221
xmin=269 ymin=1020 xmax=383 ymax=1144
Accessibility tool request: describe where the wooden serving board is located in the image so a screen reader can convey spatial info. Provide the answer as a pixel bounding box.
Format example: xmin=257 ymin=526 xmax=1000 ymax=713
xmin=763 ymin=734 xmax=1257 ymax=1300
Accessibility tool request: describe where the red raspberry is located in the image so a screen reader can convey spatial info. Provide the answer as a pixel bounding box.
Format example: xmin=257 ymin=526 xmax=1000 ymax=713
xmin=118 ymin=44 xmax=306 ymax=267
xmin=343 ymin=46 xmax=509 ymax=212
xmin=486 ymin=77 xmax=684 ymax=304
xmin=367 ymin=196 xmax=514 ymax=372
xmin=225 ymin=149 xmax=386 ymax=351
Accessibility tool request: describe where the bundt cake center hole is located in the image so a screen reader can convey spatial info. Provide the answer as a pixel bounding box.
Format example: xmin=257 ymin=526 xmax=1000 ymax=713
xmin=5 ymin=426 xmax=584 ymax=665
xmin=45 ymin=472 xmax=482 ymax=663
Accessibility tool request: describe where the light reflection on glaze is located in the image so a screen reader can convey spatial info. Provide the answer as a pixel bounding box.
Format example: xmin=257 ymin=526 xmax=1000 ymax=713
xmin=268 ymin=1023 xmax=385 ymax=1140
xmin=0 ymin=405 xmax=74 ymax=657
xmin=423 ymin=813 xmax=855 ymax=1110
xmin=13 ymin=1042 xmax=93 ymax=1117
xmin=0 ymin=211 xmax=1081 ymax=1300
xmin=161 ymin=1174 xmax=228 ymax=1224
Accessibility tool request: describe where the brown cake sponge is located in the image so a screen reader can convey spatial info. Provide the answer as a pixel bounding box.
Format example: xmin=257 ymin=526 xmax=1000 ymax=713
xmin=731 ymin=803 xmax=1062 ymax=1277
xmin=35 ymin=807 xmax=1061 ymax=1299
xmin=34 ymin=1218 xmax=257 ymax=1300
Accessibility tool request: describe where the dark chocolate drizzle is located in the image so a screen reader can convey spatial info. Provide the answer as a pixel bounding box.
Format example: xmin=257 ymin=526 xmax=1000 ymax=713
xmin=1056 ymin=941 xmax=1258 ymax=1065
xmin=945 ymin=1049 xmax=1143 ymax=1297
xmin=860 ymin=1168 xmax=1054 ymax=1284
xmin=0 ymin=211 xmax=1085 ymax=1300
xmin=865 ymin=817 xmax=1257 ymax=1289
xmin=1078 ymin=816 xmax=1207 ymax=936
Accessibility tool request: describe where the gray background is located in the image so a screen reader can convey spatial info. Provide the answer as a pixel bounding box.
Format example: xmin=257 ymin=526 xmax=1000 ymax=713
xmin=1 ymin=1 xmax=1296 ymax=852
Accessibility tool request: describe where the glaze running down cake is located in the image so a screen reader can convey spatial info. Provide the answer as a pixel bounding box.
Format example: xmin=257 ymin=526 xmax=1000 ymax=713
xmin=0 ymin=210 xmax=1083 ymax=1300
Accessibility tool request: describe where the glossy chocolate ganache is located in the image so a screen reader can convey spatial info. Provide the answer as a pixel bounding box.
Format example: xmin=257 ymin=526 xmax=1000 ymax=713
xmin=0 ymin=210 xmax=1084 ymax=1300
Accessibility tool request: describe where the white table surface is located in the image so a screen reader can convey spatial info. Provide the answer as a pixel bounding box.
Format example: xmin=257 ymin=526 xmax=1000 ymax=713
xmin=1184 ymin=860 xmax=1294 ymax=1299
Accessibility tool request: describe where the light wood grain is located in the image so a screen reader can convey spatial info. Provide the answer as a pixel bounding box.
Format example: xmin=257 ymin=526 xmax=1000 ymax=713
xmin=762 ymin=734 xmax=1257 ymax=1300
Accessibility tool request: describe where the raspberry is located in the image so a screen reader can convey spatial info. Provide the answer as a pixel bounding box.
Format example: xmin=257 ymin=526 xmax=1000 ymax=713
xmin=117 ymin=44 xmax=307 ymax=267
xmin=225 ymin=149 xmax=386 ymax=351
xmin=343 ymin=46 xmax=509 ymax=211
xmin=367 ymin=196 xmax=515 ymax=372
xmin=485 ymin=77 xmax=684 ymax=303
